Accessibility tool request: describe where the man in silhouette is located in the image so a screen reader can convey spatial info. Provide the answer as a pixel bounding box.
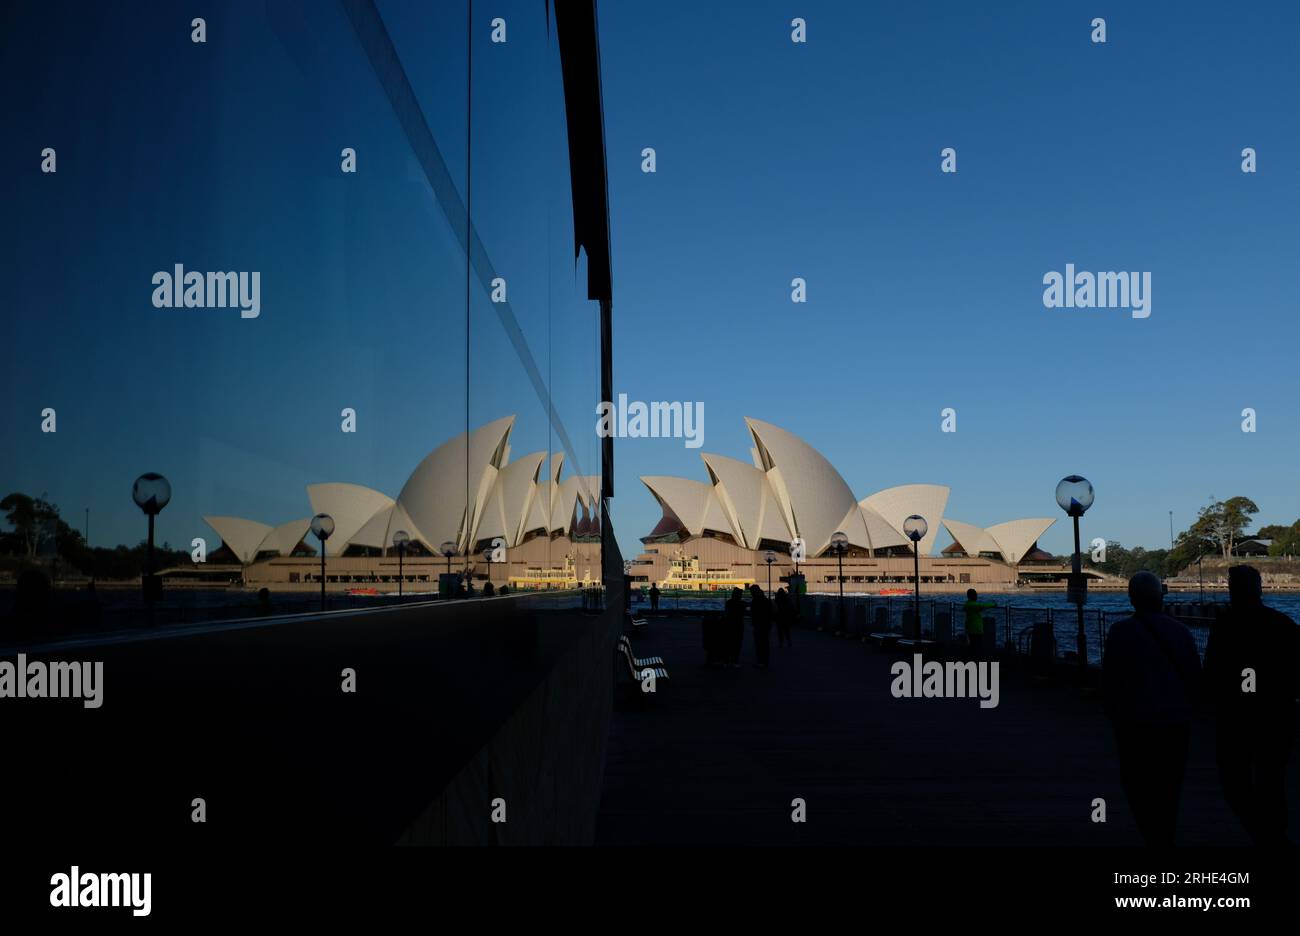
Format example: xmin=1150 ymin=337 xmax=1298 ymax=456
xmin=1204 ymin=565 xmax=1300 ymax=845
xmin=774 ymin=587 xmax=794 ymax=647
xmin=1103 ymin=571 xmax=1201 ymax=846
xmin=749 ymin=584 xmax=772 ymax=668
xmin=648 ymin=583 xmax=660 ymax=613
xmin=726 ymin=587 xmax=746 ymax=666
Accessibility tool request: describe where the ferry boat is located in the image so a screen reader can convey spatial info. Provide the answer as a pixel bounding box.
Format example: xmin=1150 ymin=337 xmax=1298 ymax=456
xmin=508 ymin=554 xmax=592 ymax=591
xmin=879 ymin=588 xmax=911 ymax=596
xmin=655 ymin=555 xmax=754 ymax=593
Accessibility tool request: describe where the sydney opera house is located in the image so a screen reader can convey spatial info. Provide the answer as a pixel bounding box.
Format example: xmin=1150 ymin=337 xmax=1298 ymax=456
xmin=203 ymin=417 xmax=603 ymax=591
xmin=633 ymin=417 xmax=1060 ymax=593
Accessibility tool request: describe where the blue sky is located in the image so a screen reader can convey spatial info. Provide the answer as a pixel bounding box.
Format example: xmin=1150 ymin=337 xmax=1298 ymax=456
xmin=598 ymin=0 xmax=1300 ymax=557
xmin=2 ymin=1 xmax=1298 ymax=564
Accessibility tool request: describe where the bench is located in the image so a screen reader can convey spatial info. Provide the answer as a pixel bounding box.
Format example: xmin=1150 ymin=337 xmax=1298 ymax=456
xmin=619 ymin=643 xmax=669 ymax=687
xmin=626 ymin=611 xmax=647 ymax=631
xmin=895 ymin=638 xmax=938 ymax=651
xmin=618 ymin=635 xmax=664 ymax=668
xmin=867 ymin=632 xmax=901 ymax=648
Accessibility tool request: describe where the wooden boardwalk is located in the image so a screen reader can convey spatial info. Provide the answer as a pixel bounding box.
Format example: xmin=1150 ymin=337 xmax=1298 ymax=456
xmin=596 ymin=614 xmax=1297 ymax=846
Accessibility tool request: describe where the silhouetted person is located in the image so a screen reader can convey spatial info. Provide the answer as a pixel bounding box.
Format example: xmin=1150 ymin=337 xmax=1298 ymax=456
xmin=483 ymin=581 xmax=495 ymax=597
xmin=649 ymin=583 xmax=660 ymax=612
xmin=963 ymin=588 xmax=996 ymax=658
xmin=774 ymin=587 xmax=794 ymax=647
xmin=1103 ymin=571 xmax=1201 ymax=846
xmin=256 ymin=587 xmax=273 ymax=616
xmin=723 ymin=587 xmax=745 ymax=667
xmin=750 ymin=584 xmax=772 ymax=668
xmin=1204 ymin=565 xmax=1300 ymax=845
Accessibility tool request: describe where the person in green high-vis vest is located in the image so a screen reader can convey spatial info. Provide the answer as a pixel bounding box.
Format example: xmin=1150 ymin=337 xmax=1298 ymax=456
xmin=963 ymin=588 xmax=997 ymax=658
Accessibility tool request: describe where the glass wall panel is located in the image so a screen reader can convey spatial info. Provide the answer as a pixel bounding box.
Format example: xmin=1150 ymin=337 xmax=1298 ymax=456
xmin=0 ymin=0 xmax=472 ymax=625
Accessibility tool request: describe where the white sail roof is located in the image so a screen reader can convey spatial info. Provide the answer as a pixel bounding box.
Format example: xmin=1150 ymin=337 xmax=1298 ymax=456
xmin=942 ymin=519 xmax=1000 ymax=557
xmin=860 ymin=484 xmax=951 ymax=556
xmin=986 ymin=518 xmax=1056 ymax=565
xmin=395 ymin=415 xmax=513 ymax=553
xmin=307 ymin=483 xmax=395 ymax=557
xmin=745 ymin=417 xmax=860 ymax=557
xmin=203 ymin=516 xmax=273 ymax=565
xmin=478 ymin=451 xmax=546 ymax=547
xmin=258 ymin=517 xmax=312 ymax=557
xmin=641 ymin=476 xmax=718 ymax=537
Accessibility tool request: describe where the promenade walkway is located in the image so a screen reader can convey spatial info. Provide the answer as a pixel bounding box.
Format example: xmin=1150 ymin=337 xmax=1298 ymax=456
xmin=596 ymin=614 xmax=1297 ymax=846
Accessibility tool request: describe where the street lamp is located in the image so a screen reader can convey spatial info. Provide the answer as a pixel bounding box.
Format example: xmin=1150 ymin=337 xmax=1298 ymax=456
xmin=1055 ymin=475 xmax=1095 ymax=678
xmin=482 ymin=545 xmax=494 ymax=592
xmin=903 ymin=514 xmax=928 ymax=638
xmin=392 ymin=529 xmax=409 ymax=599
xmin=132 ymin=472 xmax=171 ymax=615
xmin=764 ymin=549 xmax=776 ymax=599
xmin=829 ymin=530 xmax=848 ymax=634
xmin=440 ymin=540 xmax=457 ymax=597
xmin=310 ymin=513 xmax=334 ymax=611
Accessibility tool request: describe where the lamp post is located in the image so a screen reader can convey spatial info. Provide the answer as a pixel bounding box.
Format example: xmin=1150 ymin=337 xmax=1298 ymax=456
xmin=1055 ymin=475 xmax=1095 ymax=678
xmin=483 ymin=545 xmax=495 ymax=592
xmin=132 ymin=472 xmax=171 ymax=617
xmin=440 ymin=540 xmax=457 ymax=598
xmin=903 ymin=514 xmax=928 ymax=639
xmin=1197 ymin=553 xmax=1205 ymax=604
xmin=392 ymin=529 xmax=409 ymax=599
xmin=310 ymin=513 xmax=334 ymax=612
xmin=764 ymin=549 xmax=776 ymax=599
xmin=830 ymin=530 xmax=848 ymax=634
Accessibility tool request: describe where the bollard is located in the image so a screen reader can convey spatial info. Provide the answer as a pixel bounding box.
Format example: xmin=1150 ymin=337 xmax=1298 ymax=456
xmin=934 ymin=610 xmax=951 ymax=643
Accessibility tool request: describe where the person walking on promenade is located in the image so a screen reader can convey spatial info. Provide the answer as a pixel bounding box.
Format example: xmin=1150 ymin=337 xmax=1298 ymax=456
xmin=749 ymin=584 xmax=773 ymax=668
xmin=962 ymin=588 xmax=996 ymax=658
xmin=722 ymin=587 xmax=745 ymax=668
xmin=1204 ymin=565 xmax=1300 ymax=845
xmin=648 ymin=583 xmax=660 ymax=612
xmin=774 ymin=587 xmax=794 ymax=647
xmin=1103 ymin=571 xmax=1201 ymax=847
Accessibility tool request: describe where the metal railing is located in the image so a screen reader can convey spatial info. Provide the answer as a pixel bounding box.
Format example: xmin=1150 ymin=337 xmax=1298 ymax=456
xmin=788 ymin=595 xmax=1218 ymax=667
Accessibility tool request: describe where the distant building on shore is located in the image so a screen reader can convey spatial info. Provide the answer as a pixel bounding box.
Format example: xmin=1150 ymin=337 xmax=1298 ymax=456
xmin=633 ymin=417 xmax=1061 ymax=593
xmin=202 ymin=417 xmax=601 ymax=591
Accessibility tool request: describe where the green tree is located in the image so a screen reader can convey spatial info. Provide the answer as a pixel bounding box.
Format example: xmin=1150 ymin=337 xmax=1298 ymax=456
xmin=1182 ymin=496 xmax=1259 ymax=560
xmin=1 ymin=492 xmax=41 ymax=558
xmin=1258 ymin=521 xmax=1300 ymax=557
xmin=1219 ymin=496 xmax=1260 ymax=557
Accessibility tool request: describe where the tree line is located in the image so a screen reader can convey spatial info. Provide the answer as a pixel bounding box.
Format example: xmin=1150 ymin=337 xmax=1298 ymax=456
xmin=1085 ymin=496 xmax=1300 ymax=580
xmin=1 ymin=493 xmax=190 ymax=580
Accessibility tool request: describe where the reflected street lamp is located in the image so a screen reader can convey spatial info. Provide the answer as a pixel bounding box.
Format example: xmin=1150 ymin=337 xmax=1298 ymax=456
xmin=903 ymin=514 xmax=928 ymax=639
xmin=310 ymin=513 xmax=334 ymax=612
xmin=1055 ymin=475 xmax=1095 ymax=678
xmin=132 ymin=472 xmax=171 ymax=616
xmin=830 ymin=531 xmax=849 ymax=634
xmin=764 ymin=549 xmax=776 ymax=599
xmin=440 ymin=540 xmax=457 ymax=597
xmin=392 ymin=529 xmax=409 ymax=599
